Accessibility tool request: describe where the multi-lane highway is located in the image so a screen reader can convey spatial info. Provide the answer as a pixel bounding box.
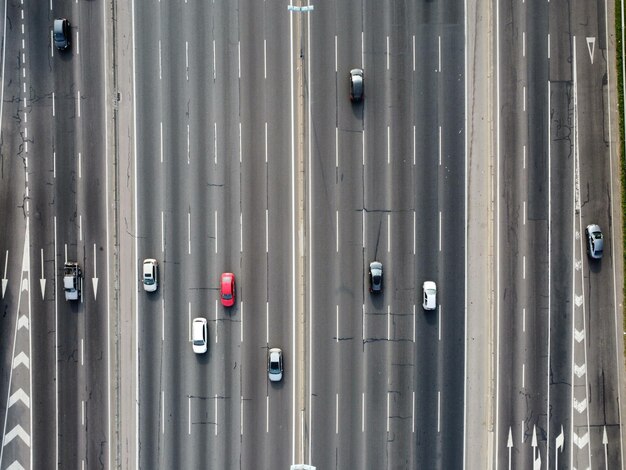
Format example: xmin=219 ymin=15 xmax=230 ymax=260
xmin=0 ymin=0 xmax=624 ymax=469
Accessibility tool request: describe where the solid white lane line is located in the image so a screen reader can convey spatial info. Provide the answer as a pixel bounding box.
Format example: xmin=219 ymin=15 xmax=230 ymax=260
xmin=79 ymin=214 xmax=82 ymax=241
xmin=521 ymin=420 xmax=524 ymax=444
xmin=547 ymin=33 xmax=551 ymax=59
xmin=188 ymin=212 xmax=191 ymax=254
xmin=523 ymin=255 xmax=525 ymax=279
xmin=362 ymin=393 xmax=365 ymax=432
xmin=214 ymin=210 xmax=218 ymax=253
xmin=361 ymin=31 xmax=364 ymax=68
xmin=264 ymin=39 xmax=267 ymax=79
xmin=161 ymin=299 xmax=164 ymax=341
xmin=53 ymin=151 xmax=56 ymax=178
xmin=439 ymin=126 xmax=442 ymax=165
xmin=522 ymin=307 xmax=526 ymax=333
xmin=161 ymin=390 xmax=164 ymax=434
xmin=336 ymin=211 xmax=339 ymax=253
xmin=241 ymin=396 xmax=244 ymax=435
xmin=187 ymin=124 xmax=190 ymax=164
xmin=240 ymin=301 xmax=243 ymax=343
xmin=387 ymin=213 xmax=391 ymax=252
xmin=78 ymin=152 xmax=82 ymax=179
xmin=214 ymin=122 xmax=217 ymax=164
xmin=265 ymin=122 xmax=268 ymax=163
xmin=158 ymin=40 xmax=162 ymax=80
xmin=439 ymin=211 xmax=442 ymax=251
xmin=50 ymin=30 xmax=54 ymax=57
xmin=412 ymin=35 xmax=415 ymax=71
xmin=213 ymin=40 xmax=216 ymax=80
xmin=82 ymin=400 xmax=85 ymax=426
xmin=266 ymin=301 xmax=269 ymax=344
xmin=185 ymin=41 xmax=189 ymax=81
xmin=387 ymin=126 xmax=390 ymax=164
xmin=215 ymin=299 xmax=218 ymax=343
xmin=240 ymin=212 xmax=243 ymax=252
xmin=439 ymin=305 xmax=442 ymax=341
xmin=437 ymin=391 xmax=441 ymax=432
xmin=64 ymin=243 xmax=68 ymax=263
xmin=523 ymin=201 xmax=526 ymax=225
xmin=522 ymin=363 xmax=525 ymax=388
xmin=413 ymin=211 xmax=416 ymax=255
xmin=362 ymin=304 xmax=365 ymax=342
xmin=334 ymin=35 xmax=337 ymax=72
xmin=160 ymin=122 xmax=163 ymax=163
xmin=522 ymin=31 xmax=526 ymax=57
xmin=523 ymin=86 xmax=526 ymax=111
xmin=438 ymin=35 xmax=441 ymax=72
xmin=362 ymin=210 xmax=365 ymax=248
xmin=215 ymin=394 xmax=218 ymax=436
xmin=266 ymin=395 xmax=269 ymax=433
xmin=188 ymin=302 xmax=191 ymax=341
xmin=523 ymin=144 xmax=526 ymax=169
xmin=188 ymin=396 xmax=191 ymax=435
xmin=266 ymin=209 xmax=269 ymax=253
xmin=362 ymin=129 xmax=365 ymax=167
xmin=238 ymin=41 xmax=241 ymax=78
xmin=52 ymin=91 xmax=55 ymax=116
xmin=413 ymin=125 xmax=416 ymax=165
xmin=336 ymin=393 xmax=339 ymax=434
xmin=161 ymin=211 xmax=164 ymax=253
xmin=239 ymin=122 xmax=242 ymax=163
xmin=335 ymin=127 xmax=338 ymax=168
xmin=77 ymin=90 xmax=80 ymax=117
xmin=81 ymin=339 xmax=84 ymax=366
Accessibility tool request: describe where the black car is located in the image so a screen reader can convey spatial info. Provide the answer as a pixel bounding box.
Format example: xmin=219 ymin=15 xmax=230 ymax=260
xmin=369 ymin=261 xmax=383 ymax=293
xmin=53 ymin=18 xmax=70 ymax=50
xmin=349 ymin=68 xmax=364 ymax=102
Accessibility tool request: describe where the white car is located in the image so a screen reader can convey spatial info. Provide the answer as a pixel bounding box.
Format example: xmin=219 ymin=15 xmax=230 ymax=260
xmin=142 ymin=259 xmax=158 ymax=292
xmin=268 ymin=348 xmax=283 ymax=382
xmin=422 ymin=281 xmax=437 ymax=311
xmin=192 ymin=318 xmax=207 ymax=354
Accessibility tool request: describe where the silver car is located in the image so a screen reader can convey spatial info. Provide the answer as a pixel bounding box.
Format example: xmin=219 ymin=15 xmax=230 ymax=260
xmin=349 ymin=68 xmax=364 ymax=102
xmin=585 ymin=224 xmax=604 ymax=259
xmin=142 ymin=258 xmax=158 ymax=292
xmin=268 ymin=348 xmax=283 ymax=382
xmin=369 ymin=261 xmax=383 ymax=293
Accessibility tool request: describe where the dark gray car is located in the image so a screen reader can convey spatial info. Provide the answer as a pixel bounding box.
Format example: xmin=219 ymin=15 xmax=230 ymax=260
xmin=349 ymin=68 xmax=364 ymax=102
xmin=585 ymin=224 xmax=604 ymax=259
xmin=53 ymin=18 xmax=70 ymax=50
xmin=369 ymin=261 xmax=383 ymax=293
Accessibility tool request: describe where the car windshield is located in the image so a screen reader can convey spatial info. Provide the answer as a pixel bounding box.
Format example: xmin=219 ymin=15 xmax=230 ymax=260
xmin=593 ymin=231 xmax=602 ymax=239
xmin=193 ymin=339 xmax=204 ymax=346
xmin=144 ymin=278 xmax=154 ymax=285
xmin=222 ymin=293 xmax=232 ymax=299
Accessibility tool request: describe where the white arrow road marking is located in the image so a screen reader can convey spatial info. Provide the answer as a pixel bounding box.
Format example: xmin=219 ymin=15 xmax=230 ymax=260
xmin=574 ymin=328 xmax=585 ymax=342
xmin=6 ymin=461 xmax=26 ymax=470
xmin=556 ymin=425 xmax=564 ymax=468
xmin=17 ymin=316 xmax=28 ymax=330
xmin=12 ymin=352 xmax=29 ymax=370
xmin=2 ymin=250 xmax=8 ymax=298
xmin=39 ymin=248 xmax=45 ymax=299
xmin=507 ymin=427 xmax=513 ymax=470
xmin=586 ymin=37 xmax=595 ymax=63
xmin=575 ymin=295 xmax=583 ymax=307
xmin=534 ymin=453 xmax=541 ymax=470
xmin=575 ymin=259 xmax=583 ymax=271
xmin=7 ymin=389 xmax=30 ymax=408
xmin=573 ymin=431 xmax=589 ymax=449
xmin=92 ymin=243 xmax=98 ymax=300
xmin=573 ymin=397 xmax=588 ymax=413
xmin=574 ymin=363 xmax=587 ymax=377
xmin=531 ymin=425 xmax=538 ymax=462
xmin=2 ymin=425 xmax=30 ymax=447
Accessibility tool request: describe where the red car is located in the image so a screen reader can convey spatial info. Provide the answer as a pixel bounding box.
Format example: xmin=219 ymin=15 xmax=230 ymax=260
xmin=220 ymin=272 xmax=236 ymax=307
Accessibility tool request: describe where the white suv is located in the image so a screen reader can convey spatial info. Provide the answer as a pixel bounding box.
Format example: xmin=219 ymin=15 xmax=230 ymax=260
xmin=192 ymin=318 xmax=207 ymax=354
